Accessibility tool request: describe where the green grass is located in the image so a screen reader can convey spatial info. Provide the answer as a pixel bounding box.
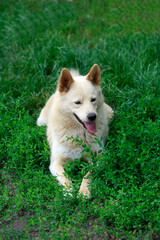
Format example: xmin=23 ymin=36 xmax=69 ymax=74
xmin=0 ymin=0 xmax=160 ymax=239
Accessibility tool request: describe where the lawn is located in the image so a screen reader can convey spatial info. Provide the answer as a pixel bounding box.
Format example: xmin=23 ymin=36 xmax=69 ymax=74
xmin=0 ymin=0 xmax=160 ymax=239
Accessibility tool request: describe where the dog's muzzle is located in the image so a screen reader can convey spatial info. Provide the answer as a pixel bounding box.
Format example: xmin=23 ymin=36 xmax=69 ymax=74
xmin=73 ymin=113 xmax=86 ymax=129
xmin=73 ymin=112 xmax=97 ymax=134
xmin=87 ymin=112 xmax=96 ymax=121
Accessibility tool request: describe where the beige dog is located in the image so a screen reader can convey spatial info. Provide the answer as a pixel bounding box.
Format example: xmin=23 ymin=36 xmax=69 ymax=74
xmin=37 ymin=64 xmax=113 ymax=197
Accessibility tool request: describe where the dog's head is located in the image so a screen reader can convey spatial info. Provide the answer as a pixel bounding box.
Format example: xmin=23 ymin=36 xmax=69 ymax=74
xmin=57 ymin=64 xmax=103 ymax=134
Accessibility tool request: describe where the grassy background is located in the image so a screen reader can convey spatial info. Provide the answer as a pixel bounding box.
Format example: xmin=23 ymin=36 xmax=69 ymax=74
xmin=0 ymin=0 xmax=160 ymax=239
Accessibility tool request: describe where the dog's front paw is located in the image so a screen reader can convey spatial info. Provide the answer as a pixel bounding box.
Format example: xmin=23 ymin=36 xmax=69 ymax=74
xmin=79 ymin=187 xmax=91 ymax=198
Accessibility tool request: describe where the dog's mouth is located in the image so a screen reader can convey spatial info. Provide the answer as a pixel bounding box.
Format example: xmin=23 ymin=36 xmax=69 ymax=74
xmin=73 ymin=113 xmax=96 ymax=134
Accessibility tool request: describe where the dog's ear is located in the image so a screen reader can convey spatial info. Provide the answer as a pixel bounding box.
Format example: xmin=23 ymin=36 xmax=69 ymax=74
xmin=58 ymin=68 xmax=74 ymax=93
xmin=86 ymin=64 xmax=101 ymax=86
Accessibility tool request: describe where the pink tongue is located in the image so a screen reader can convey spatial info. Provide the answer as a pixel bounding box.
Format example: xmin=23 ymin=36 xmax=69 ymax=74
xmin=84 ymin=122 xmax=96 ymax=134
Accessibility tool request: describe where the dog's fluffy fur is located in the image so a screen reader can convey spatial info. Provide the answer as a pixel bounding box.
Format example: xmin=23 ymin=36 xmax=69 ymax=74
xmin=37 ymin=64 xmax=113 ymax=197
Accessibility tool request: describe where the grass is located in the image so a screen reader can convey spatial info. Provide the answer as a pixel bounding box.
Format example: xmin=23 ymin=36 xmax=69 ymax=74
xmin=0 ymin=0 xmax=160 ymax=239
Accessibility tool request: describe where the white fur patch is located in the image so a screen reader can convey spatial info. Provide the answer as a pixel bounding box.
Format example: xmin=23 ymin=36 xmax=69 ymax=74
xmin=69 ymin=68 xmax=80 ymax=78
xmin=37 ymin=114 xmax=46 ymax=126
xmin=51 ymin=145 xmax=82 ymax=161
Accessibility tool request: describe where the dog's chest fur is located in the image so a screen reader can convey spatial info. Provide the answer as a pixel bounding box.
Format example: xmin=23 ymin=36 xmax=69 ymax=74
xmin=47 ymin=117 xmax=105 ymax=161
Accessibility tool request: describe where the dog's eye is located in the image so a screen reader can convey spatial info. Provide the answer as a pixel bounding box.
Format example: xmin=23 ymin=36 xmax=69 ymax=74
xmin=91 ymin=98 xmax=96 ymax=102
xmin=74 ymin=101 xmax=81 ymax=105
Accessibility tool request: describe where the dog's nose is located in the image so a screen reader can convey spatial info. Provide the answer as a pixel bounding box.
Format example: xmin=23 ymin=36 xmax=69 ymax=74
xmin=87 ymin=112 xmax=96 ymax=121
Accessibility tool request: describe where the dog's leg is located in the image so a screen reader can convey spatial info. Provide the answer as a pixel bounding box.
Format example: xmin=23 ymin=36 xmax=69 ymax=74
xmin=49 ymin=161 xmax=72 ymax=188
xmin=79 ymin=171 xmax=91 ymax=197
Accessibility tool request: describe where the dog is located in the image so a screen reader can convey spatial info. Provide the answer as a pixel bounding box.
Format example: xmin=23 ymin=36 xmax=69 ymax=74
xmin=37 ymin=64 xmax=113 ymax=197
